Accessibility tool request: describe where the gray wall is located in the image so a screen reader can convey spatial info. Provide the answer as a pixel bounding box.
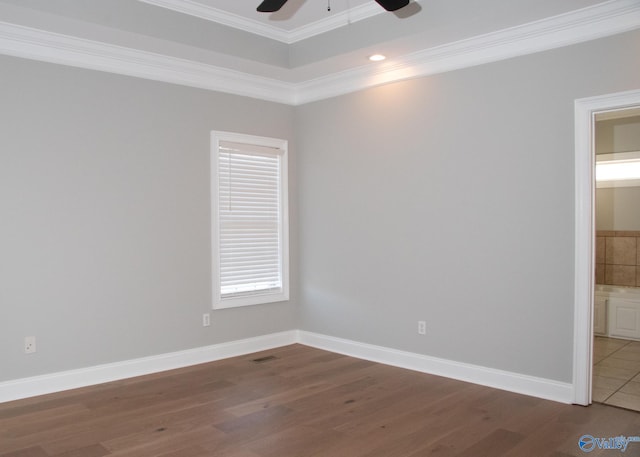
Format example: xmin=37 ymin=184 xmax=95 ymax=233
xmin=0 ymin=55 xmax=297 ymax=382
xmin=295 ymin=30 xmax=640 ymax=383
xmin=595 ymin=115 xmax=640 ymax=231
xmin=2 ymin=29 xmax=640 ymax=388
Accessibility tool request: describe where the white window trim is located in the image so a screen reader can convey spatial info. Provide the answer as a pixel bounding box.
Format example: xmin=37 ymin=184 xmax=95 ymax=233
xmin=211 ymin=131 xmax=289 ymax=309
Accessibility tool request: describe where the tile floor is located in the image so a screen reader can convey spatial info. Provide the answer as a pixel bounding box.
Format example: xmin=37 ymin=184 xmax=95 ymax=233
xmin=593 ymin=336 xmax=640 ymax=411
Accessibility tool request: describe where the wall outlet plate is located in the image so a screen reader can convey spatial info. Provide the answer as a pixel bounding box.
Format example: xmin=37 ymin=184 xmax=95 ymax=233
xmin=418 ymin=321 xmax=426 ymax=335
xmin=25 ymin=336 xmax=36 ymax=354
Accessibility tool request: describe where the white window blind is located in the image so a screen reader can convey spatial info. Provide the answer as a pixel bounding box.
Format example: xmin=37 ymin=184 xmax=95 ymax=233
xmin=211 ymin=132 xmax=289 ymax=309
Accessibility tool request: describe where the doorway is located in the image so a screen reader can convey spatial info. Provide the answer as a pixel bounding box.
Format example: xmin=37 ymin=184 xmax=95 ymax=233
xmin=573 ymin=88 xmax=640 ymax=406
xmin=592 ymin=109 xmax=640 ymax=410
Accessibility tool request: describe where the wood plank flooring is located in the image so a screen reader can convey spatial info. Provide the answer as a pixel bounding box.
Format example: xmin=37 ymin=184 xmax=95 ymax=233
xmin=1 ymin=344 xmax=639 ymax=457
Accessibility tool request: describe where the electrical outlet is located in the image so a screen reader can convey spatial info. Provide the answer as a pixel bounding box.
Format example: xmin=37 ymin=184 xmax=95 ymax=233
xmin=24 ymin=336 xmax=36 ymax=354
xmin=202 ymin=313 xmax=211 ymax=327
xmin=418 ymin=321 xmax=426 ymax=335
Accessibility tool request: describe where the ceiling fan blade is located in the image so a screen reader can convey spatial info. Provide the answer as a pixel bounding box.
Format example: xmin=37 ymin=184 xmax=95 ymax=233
xmin=374 ymin=0 xmax=410 ymax=11
xmin=257 ymin=0 xmax=288 ymax=12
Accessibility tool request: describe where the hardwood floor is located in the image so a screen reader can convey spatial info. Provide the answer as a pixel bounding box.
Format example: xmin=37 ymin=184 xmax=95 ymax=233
xmin=1 ymin=344 xmax=639 ymax=457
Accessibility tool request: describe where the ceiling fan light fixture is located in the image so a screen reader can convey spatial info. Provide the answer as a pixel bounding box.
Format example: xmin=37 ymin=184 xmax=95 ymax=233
xmin=374 ymin=0 xmax=410 ymax=11
xmin=257 ymin=0 xmax=411 ymax=13
xmin=369 ymin=54 xmax=386 ymax=62
xmin=257 ymin=0 xmax=288 ymax=12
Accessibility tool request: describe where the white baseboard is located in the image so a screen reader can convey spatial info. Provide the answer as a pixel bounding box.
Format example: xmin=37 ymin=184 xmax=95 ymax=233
xmin=297 ymin=331 xmax=574 ymax=404
xmin=0 ymin=329 xmax=573 ymax=404
xmin=0 ymin=330 xmax=297 ymax=403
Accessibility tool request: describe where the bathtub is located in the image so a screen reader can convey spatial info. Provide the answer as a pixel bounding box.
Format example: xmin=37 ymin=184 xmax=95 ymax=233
xmin=595 ymin=285 xmax=640 ymax=340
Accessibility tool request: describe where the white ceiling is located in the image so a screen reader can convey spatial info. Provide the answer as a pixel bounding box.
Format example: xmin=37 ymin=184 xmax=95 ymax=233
xmin=0 ymin=0 xmax=638 ymax=104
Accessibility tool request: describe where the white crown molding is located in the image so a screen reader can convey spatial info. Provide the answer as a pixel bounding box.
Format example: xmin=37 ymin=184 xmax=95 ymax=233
xmin=294 ymin=0 xmax=640 ymax=104
xmin=0 ymin=0 xmax=638 ymax=106
xmin=286 ymin=2 xmax=383 ymax=43
xmin=137 ymin=0 xmax=384 ymax=44
xmin=138 ymin=0 xmax=290 ymax=43
xmin=0 ymin=21 xmax=296 ymax=104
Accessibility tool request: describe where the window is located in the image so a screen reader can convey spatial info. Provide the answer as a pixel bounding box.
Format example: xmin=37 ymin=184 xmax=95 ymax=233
xmin=211 ymin=131 xmax=289 ymax=309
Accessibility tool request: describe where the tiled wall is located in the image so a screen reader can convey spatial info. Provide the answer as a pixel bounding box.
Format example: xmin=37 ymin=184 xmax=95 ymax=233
xmin=596 ymin=231 xmax=640 ymax=286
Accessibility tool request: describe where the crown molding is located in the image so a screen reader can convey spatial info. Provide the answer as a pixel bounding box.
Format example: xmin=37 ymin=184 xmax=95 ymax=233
xmin=285 ymin=3 xmax=383 ymax=43
xmin=294 ymin=0 xmax=640 ymax=104
xmin=0 ymin=0 xmax=638 ymax=106
xmin=138 ymin=0 xmax=383 ymax=44
xmin=138 ymin=0 xmax=290 ymax=43
xmin=0 ymin=21 xmax=296 ymax=104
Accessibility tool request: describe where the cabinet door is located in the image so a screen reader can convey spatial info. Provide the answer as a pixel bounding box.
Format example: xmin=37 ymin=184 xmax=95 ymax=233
xmin=608 ymin=298 xmax=640 ymax=340
xmin=594 ymin=296 xmax=607 ymax=336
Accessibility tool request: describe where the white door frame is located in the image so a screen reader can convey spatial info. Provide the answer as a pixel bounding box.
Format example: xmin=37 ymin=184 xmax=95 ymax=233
xmin=573 ymin=88 xmax=640 ymax=405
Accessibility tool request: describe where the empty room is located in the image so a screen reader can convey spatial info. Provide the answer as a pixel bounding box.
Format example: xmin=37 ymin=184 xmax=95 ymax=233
xmin=1 ymin=0 xmax=640 ymax=456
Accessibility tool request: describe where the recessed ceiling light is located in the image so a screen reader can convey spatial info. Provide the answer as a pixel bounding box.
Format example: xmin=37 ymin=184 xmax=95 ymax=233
xmin=369 ymin=54 xmax=386 ymax=62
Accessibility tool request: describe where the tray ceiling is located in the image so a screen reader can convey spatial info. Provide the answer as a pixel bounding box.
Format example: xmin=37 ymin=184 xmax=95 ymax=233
xmin=0 ymin=0 xmax=638 ymax=104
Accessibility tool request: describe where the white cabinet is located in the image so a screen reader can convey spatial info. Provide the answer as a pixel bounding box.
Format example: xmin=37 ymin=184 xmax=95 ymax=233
xmin=608 ymin=298 xmax=640 ymax=340
xmin=594 ymin=296 xmax=607 ymax=336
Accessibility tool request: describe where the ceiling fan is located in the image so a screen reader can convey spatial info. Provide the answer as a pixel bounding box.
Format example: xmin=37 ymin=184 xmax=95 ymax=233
xmin=257 ymin=0 xmax=410 ymax=13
